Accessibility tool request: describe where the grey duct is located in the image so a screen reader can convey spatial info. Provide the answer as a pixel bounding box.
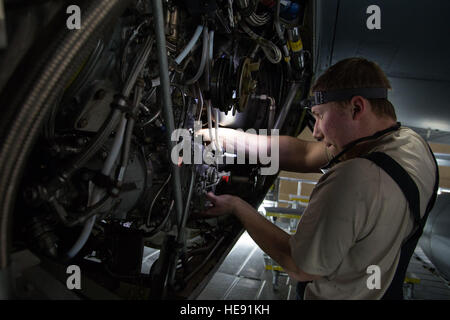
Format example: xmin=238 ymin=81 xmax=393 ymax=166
xmin=419 ymin=193 xmax=450 ymax=280
xmin=151 ymin=0 xmax=184 ymax=229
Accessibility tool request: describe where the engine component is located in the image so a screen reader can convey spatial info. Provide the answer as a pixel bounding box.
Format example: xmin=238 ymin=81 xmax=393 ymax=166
xmin=237 ymin=58 xmax=260 ymax=112
xmin=195 ymin=165 xmax=227 ymax=195
xmin=165 ymin=5 xmax=179 ymax=44
xmin=86 ymin=140 xmax=150 ymax=221
xmin=287 ymin=26 xmax=306 ymax=75
xmin=25 ymin=217 xmax=59 ymax=258
xmin=210 ymin=57 xmax=235 ymax=113
xmin=73 ymin=81 xmax=117 ymax=133
xmin=0 ymin=0 xmax=313 ymax=300
xmin=107 ymin=223 xmax=144 ymax=276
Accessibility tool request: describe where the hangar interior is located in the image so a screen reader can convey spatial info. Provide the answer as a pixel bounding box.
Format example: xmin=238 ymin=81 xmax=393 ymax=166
xmin=1 ymin=0 xmax=450 ymax=300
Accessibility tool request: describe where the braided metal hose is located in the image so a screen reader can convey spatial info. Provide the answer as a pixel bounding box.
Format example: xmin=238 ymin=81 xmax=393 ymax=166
xmin=0 ymin=0 xmax=131 ymax=271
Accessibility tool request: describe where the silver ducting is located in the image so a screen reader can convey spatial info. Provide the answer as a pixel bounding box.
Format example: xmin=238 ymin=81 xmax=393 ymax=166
xmin=419 ymin=193 xmax=450 ymax=280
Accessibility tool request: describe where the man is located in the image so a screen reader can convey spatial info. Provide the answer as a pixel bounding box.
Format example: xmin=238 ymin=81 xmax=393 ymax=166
xmin=198 ymin=57 xmax=438 ymax=299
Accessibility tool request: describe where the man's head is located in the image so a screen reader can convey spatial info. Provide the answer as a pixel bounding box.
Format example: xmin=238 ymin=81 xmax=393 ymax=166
xmin=309 ymin=57 xmax=397 ymax=155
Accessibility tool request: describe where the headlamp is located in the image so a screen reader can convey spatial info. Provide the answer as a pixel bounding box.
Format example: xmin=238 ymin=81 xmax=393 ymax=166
xmin=302 ymin=87 xmax=388 ymax=109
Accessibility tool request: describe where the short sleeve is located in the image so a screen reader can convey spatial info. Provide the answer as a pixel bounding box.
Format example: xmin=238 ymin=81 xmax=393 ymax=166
xmin=289 ymin=159 xmax=378 ymax=276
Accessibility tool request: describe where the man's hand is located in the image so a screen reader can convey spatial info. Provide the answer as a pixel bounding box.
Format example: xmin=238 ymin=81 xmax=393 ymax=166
xmin=203 ymin=192 xmax=238 ymax=217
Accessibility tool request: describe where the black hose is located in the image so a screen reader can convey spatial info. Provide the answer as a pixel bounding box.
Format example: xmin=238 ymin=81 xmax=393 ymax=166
xmin=50 ymin=193 xmax=111 ymax=228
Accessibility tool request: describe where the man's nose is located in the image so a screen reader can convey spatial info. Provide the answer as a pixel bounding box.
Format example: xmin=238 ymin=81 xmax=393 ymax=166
xmin=312 ymin=121 xmax=323 ymax=141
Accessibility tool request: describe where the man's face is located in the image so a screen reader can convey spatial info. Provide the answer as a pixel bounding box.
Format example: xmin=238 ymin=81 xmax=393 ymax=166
xmin=311 ymin=102 xmax=355 ymax=155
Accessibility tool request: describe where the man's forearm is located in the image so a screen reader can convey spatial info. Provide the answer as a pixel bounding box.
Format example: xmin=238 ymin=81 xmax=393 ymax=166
xmin=231 ymin=197 xmax=319 ymax=282
xmin=202 ymin=128 xmax=272 ymax=162
xmin=198 ymin=128 xmax=326 ymax=173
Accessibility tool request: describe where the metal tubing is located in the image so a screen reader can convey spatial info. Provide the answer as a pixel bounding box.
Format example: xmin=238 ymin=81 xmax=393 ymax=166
xmin=152 ymin=0 xmax=184 ymax=228
xmin=273 ymin=82 xmax=300 ymax=130
xmin=177 ymin=169 xmax=195 ymax=242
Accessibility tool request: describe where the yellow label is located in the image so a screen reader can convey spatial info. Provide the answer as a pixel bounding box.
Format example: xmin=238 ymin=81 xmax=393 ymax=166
xmin=265 ymin=213 xmax=302 ymax=220
xmin=265 ymin=264 xmax=284 ymax=272
xmin=288 ymin=39 xmax=303 ymax=52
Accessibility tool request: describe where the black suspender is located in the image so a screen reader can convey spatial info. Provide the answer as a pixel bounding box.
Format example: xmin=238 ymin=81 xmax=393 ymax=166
xmin=362 ymin=152 xmax=422 ymax=243
xmin=362 ymin=149 xmax=439 ymax=299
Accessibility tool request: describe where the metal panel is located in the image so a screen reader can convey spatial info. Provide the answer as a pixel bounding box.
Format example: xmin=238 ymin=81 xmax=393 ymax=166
xmin=314 ymin=0 xmax=450 ymax=143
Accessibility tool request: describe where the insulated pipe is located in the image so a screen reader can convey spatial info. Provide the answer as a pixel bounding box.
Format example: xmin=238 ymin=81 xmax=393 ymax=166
xmin=152 ymin=0 xmax=184 ymax=228
xmin=204 ymin=29 xmax=214 ymax=91
xmin=174 ymin=25 xmax=203 ymax=65
xmin=66 ymin=115 xmax=127 ymax=259
xmin=122 ymin=36 xmax=154 ymax=97
xmin=214 ymin=108 xmax=223 ymax=153
xmin=208 ymin=30 xmax=214 ymax=64
xmin=102 ymin=116 xmax=128 ymax=176
xmin=64 ymin=24 xmax=152 ymax=181
xmin=118 ymin=80 xmax=144 ymax=184
xmin=273 ymin=82 xmax=300 ymax=130
xmin=185 ymin=26 xmax=208 ymax=85
xmin=63 ymin=37 xmax=151 ymax=178
xmin=206 ymin=99 xmax=220 ymax=152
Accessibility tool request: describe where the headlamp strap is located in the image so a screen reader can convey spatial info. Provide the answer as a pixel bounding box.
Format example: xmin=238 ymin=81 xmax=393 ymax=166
xmin=305 ymin=87 xmax=388 ymax=107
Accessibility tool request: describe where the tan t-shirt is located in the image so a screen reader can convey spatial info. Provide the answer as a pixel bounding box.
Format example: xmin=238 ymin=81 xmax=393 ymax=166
xmin=289 ymin=127 xmax=437 ymax=299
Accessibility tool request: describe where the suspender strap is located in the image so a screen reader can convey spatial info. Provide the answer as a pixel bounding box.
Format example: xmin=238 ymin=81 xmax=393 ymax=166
xmin=362 ymin=150 xmax=439 ymax=300
xmin=362 ymin=152 xmax=421 ymax=230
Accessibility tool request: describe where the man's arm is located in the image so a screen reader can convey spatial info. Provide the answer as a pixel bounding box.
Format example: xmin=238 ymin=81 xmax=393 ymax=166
xmin=278 ymin=135 xmax=329 ymax=173
xmin=197 ymin=128 xmax=329 ymax=173
xmin=205 ymin=192 xmax=321 ymax=282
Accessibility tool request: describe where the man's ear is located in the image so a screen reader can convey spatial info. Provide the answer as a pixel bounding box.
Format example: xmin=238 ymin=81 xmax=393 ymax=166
xmin=350 ymin=96 xmax=366 ymax=120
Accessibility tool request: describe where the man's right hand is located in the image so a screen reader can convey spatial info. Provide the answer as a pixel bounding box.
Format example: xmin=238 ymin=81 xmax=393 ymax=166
xmin=202 ymin=192 xmax=238 ymax=217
